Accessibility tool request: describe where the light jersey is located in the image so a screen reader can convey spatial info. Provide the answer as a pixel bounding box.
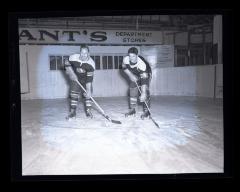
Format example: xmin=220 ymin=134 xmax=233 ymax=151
xmin=123 ymin=55 xmax=152 ymax=78
xmin=69 ymin=53 xmax=95 ymax=70
xmin=68 ymin=53 xmax=95 ymax=83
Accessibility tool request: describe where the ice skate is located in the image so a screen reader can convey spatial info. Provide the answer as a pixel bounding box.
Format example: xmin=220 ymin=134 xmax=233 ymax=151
xmin=86 ymin=108 xmax=93 ymax=118
xmin=125 ymin=108 xmax=136 ymax=117
xmin=66 ymin=108 xmax=76 ymax=120
xmin=140 ymin=110 xmax=150 ymax=120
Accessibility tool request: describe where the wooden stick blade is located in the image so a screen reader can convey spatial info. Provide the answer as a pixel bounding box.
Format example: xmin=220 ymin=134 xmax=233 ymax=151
xmin=111 ymin=119 xmax=122 ymax=124
xmin=104 ymin=115 xmax=122 ymax=124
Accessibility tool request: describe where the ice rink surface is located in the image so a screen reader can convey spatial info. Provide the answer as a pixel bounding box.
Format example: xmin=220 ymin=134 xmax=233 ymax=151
xmin=21 ymin=96 xmax=223 ymax=175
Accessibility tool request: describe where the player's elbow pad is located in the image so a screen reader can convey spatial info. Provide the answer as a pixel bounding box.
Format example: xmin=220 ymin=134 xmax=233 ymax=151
xmin=65 ymin=67 xmax=72 ymax=75
xmin=121 ymin=63 xmax=127 ymax=70
xmin=86 ymin=72 xmax=94 ymax=83
xmin=140 ymin=73 xmax=148 ymax=85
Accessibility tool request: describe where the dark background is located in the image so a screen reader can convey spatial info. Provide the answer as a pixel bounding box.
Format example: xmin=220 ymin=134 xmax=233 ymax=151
xmin=5 ymin=1 xmax=237 ymax=191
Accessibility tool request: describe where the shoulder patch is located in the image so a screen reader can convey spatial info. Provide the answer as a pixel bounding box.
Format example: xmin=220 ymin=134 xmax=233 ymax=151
xmin=137 ymin=57 xmax=146 ymax=71
xmin=69 ymin=54 xmax=80 ymax=62
xmin=123 ymin=56 xmax=130 ymax=65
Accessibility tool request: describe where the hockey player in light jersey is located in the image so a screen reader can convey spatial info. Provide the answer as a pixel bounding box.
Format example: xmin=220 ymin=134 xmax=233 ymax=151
xmin=122 ymin=47 xmax=152 ymax=119
xmin=64 ymin=45 xmax=95 ymax=119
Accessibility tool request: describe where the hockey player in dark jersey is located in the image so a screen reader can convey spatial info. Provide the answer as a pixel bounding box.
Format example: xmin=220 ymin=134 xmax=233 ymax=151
xmin=64 ymin=45 xmax=95 ymax=119
xmin=122 ymin=47 xmax=152 ymax=119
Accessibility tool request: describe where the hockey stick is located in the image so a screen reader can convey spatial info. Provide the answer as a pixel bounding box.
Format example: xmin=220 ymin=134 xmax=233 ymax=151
xmin=135 ymin=81 xmax=160 ymax=128
xmin=75 ymin=79 xmax=121 ymax=124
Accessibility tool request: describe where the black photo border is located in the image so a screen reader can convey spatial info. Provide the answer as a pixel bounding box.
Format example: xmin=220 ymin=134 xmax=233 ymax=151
xmin=8 ymin=9 xmax=235 ymax=184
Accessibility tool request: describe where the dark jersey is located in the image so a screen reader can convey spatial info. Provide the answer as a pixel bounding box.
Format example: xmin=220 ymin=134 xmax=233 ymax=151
xmin=122 ymin=55 xmax=152 ymax=85
xmin=65 ymin=54 xmax=95 ymax=83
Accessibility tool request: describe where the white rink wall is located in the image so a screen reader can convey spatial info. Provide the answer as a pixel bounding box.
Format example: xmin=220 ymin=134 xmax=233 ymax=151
xmin=151 ymin=64 xmax=222 ymax=98
xmin=20 ymin=45 xmax=223 ymax=100
xmin=20 ymin=45 xmax=136 ymax=99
